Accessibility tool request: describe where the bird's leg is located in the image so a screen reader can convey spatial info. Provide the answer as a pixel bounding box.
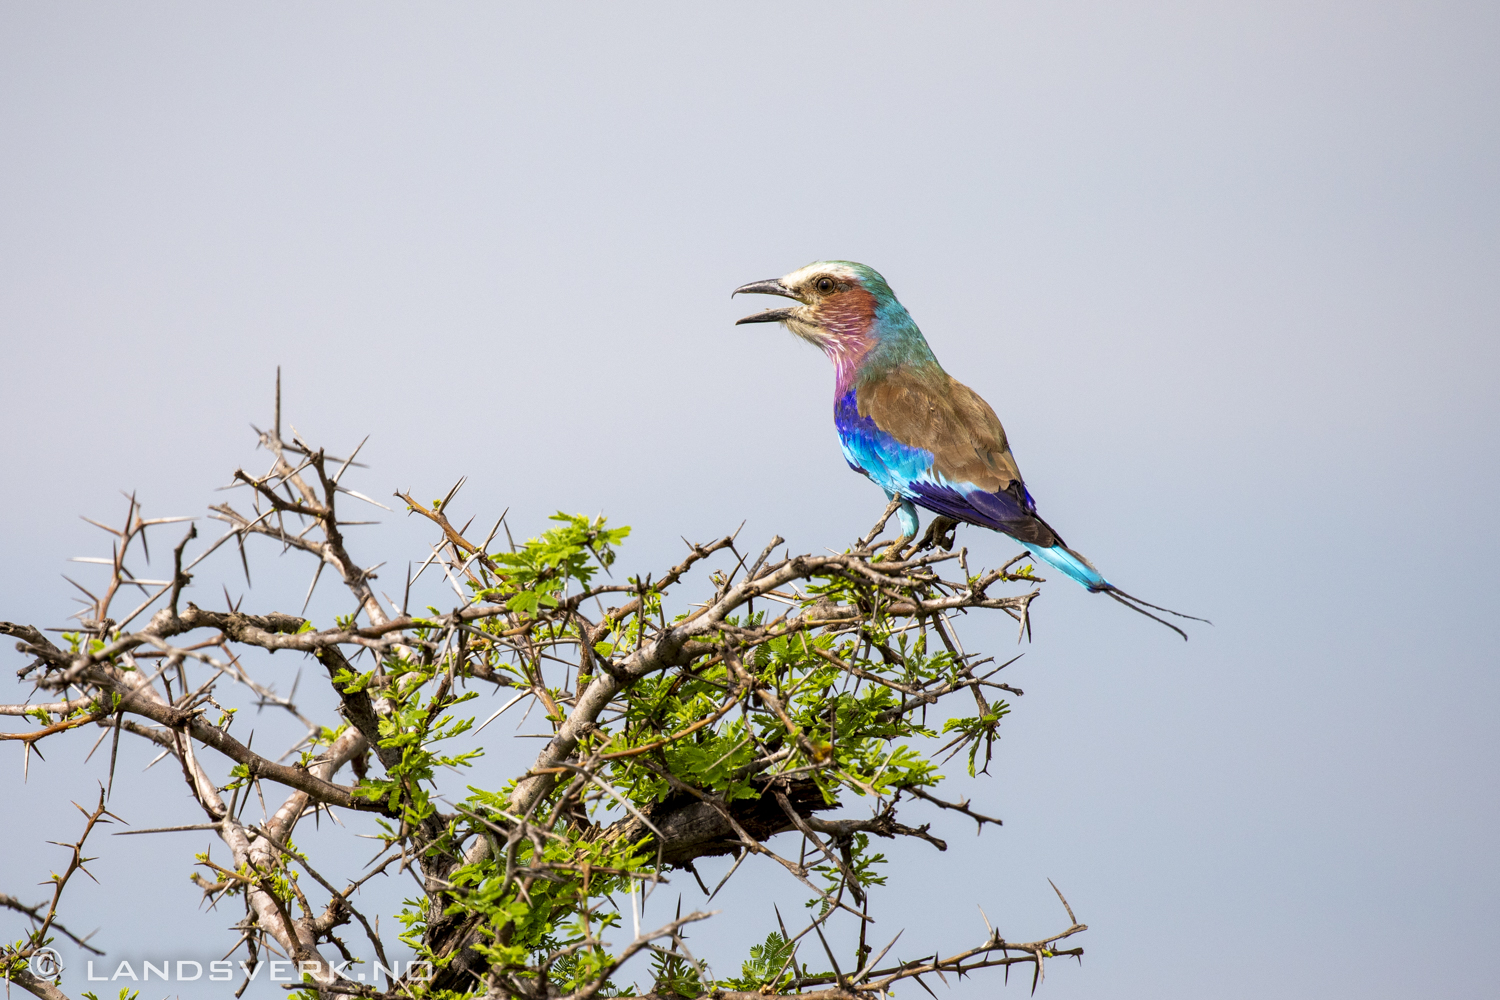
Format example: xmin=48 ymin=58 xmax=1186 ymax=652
xmin=893 ymin=497 xmax=920 ymax=540
xmin=880 ymin=497 xmax=920 ymax=559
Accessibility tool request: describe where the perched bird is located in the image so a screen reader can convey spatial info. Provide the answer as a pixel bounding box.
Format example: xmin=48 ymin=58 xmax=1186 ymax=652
xmin=733 ymin=260 xmax=1201 ymax=638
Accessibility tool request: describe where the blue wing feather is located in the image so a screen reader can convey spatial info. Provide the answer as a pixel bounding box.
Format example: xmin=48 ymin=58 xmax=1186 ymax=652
xmin=835 ymin=390 xmax=1108 ymax=590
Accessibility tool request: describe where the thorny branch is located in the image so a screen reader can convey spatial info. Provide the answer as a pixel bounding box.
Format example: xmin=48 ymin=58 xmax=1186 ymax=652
xmin=2 ymin=384 xmax=1084 ymax=1000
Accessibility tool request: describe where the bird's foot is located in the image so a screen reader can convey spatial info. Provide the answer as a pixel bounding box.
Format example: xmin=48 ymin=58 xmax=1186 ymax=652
xmin=915 ymin=516 xmax=959 ymax=553
xmin=880 ymin=534 xmax=915 ymax=560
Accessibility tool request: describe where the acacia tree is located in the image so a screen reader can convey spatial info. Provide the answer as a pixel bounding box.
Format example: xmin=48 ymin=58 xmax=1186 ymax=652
xmin=1 ymin=390 xmax=1086 ymax=1000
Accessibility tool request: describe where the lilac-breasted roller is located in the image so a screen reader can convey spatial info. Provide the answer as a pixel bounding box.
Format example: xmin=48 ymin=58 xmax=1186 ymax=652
xmin=733 ymin=260 xmax=1201 ymax=638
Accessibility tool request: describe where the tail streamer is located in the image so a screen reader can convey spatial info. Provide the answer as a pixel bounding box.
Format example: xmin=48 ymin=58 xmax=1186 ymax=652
xmin=1099 ymin=586 xmax=1211 ymax=641
xmin=1020 ymin=541 xmax=1209 ymax=640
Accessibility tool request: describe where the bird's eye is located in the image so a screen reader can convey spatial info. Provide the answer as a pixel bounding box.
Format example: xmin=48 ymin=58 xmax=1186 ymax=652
xmin=816 ymin=277 xmax=835 ymax=293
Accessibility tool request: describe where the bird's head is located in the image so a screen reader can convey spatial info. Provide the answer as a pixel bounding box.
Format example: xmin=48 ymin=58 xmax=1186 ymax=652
xmin=733 ymin=261 xmax=908 ymax=360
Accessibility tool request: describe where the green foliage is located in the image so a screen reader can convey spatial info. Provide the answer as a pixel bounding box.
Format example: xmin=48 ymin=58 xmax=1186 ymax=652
xmin=941 ymin=704 xmax=1012 ymax=776
xmin=363 ymin=517 xmax=1025 ymax=997
xmin=719 ymin=931 xmax=797 ymax=992
xmin=1 ymin=950 xmax=27 ymax=981
xmin=648 ymin=951 xmax=705 ymax=998
xmin=349 ymin=650 xmax=483 ymax=821
xmin=351 ymin=510 xmax=1029 ymax=998
xmin=479 ymin=513 xmax=629 ymax=615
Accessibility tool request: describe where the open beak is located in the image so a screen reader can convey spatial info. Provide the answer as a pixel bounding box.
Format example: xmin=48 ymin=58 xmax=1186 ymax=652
xmin=732 ymin=278 xmax=800 ymax=325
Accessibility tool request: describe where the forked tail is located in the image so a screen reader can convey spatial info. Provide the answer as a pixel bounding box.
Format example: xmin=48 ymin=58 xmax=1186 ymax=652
xmin=1022 ymin=542 xmax=1209 ymax=640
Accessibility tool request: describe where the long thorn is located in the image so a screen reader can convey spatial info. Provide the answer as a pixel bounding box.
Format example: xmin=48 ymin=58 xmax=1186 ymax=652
xmin=105 ymin=711 xmax=124 ymax=799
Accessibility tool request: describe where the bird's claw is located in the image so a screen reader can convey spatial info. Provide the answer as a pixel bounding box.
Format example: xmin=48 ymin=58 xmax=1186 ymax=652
xmin=881 ymin=534 xmax=915 ymax=561
xmin=916 ymin=516 xmax=959 ymax=553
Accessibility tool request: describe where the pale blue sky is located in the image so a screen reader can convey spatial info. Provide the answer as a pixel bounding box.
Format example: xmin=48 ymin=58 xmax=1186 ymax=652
xmin=2 ymin=4 xmax=1497 ymax=998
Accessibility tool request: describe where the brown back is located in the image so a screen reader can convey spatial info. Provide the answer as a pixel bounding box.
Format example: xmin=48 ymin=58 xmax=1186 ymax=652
xmin=856 ymin=368 xmax=1024 ymax=492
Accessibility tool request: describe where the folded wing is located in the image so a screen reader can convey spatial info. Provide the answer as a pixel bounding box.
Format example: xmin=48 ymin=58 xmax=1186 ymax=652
xmin=851 ymin=368 xmax=1065 ymax=548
